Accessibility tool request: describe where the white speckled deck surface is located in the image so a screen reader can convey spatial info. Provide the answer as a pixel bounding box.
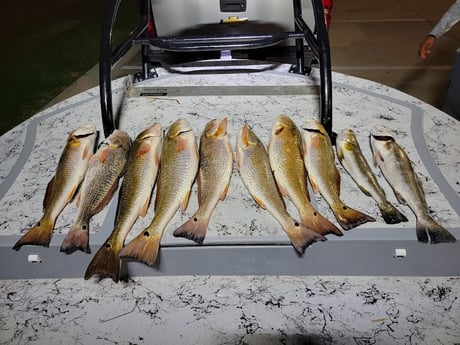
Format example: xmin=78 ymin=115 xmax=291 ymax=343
xmin=0 ymin=62 xmax=459 ymax=344
xmin=1 ymin=276 xmax=459 ymax=344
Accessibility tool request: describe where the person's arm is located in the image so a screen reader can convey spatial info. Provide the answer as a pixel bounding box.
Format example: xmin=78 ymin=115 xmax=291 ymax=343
xmin=419 ymin=0 xmax=460 ymax=59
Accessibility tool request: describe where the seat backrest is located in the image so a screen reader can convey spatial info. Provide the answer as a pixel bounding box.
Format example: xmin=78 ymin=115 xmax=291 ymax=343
xmin=151 ymin=0 xmax=316 ymax=36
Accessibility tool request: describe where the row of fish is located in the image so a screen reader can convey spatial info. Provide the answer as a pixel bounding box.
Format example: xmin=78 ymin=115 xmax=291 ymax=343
xmin=13 ymin=116 xmax=456 ymax=282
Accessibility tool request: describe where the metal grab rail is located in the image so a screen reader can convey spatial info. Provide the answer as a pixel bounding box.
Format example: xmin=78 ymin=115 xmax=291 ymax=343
xmin=99 ymin=0 xmax=333 ymax=138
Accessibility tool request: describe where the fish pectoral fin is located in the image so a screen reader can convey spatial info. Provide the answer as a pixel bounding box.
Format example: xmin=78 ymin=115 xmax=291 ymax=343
xmin=97 ymin=147 xmax=110 ymax=163
xmin=176 ymin=136 xmax=187 ymax=152
xmin=94 ymin=180 xmax=120 ymax=214
xmin=136 ymin=141 xmax=152 ymax=158
xmin=252 ymin=195 xmax=267 ymax=209
xmin=372 ymin=151 xmax=383 ymax=167
xmin=82 ymin=146 xmax=90 ymax=160
xmin=180 ymin=189 xmax=192 ymax=211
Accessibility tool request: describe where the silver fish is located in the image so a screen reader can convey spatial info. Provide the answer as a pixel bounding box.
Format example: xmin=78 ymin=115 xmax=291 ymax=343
xmin=370 ymin=125 xmax=456 ymax=243
xmin=336 ymin=128 xmax=407 ymax=224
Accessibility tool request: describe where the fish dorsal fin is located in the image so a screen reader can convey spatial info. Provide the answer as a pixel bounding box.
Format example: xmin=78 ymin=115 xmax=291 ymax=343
xmin=82 ymin=146 xmax=90 ymax=160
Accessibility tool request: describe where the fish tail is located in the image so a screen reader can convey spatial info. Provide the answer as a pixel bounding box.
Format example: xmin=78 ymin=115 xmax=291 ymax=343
xmin=285 ymin=222 xmax=327 ymax=255
xmin=416 ymin=217 xmax=456 ymax=244
xmin=300 ymin=209 xmax=343 ymax=237
xmin=333 ymin=204 xmax=376 ymax=230
xmin=13 ymin=216 xmax=55 ymax=250
xmin=118 ymin=230 xmax=161 ymax=266
xmin=377 ymin=201 xmax=408 ymax=224
xmin=84 ymin=241 xmax=121 ymax=282
xmin=173 ymin=216 xmax=209 ymax=244
xmin=60 ymin=222 xmax=91 ymax=254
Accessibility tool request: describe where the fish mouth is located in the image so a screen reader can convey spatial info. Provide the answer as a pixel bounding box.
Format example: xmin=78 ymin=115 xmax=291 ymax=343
xmin=177 ymin=128 xmax=193 ymax=135
xmin=371 ymin=134 xmax=395 ymax=142
xmin=302 ymin=127 xmax=323 ymax=134
xmin=74 ymin=131 xmax=98 ymax=139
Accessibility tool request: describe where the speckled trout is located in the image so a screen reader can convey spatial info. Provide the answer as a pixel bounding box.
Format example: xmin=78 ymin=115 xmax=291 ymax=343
xmin=60 ymin=129 xmax=131 ymax=254
xmin=236 ymin=123 xmax=326 ymax=254
xmin=13 ymin=124 xmax=98 ymax=251
xmin=370 ymin=125 xmax=456 ymax=243
xmin=85 ymin=124 xmax=162 ymax=281
xmin=336 ymin=128 xmax=407 ymax=224
xmin=301 ymin=118 xmax=375 ymax=230
xmin=173 ymin=118 xmax=233 ymax=244
xmin=119 ymin=119 xmax=199 ymax=266
xmin=268 ymin=115 xmax=342 ymax=237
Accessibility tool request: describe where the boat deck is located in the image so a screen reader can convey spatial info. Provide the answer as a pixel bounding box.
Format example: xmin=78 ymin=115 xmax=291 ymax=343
xmin=1 ymin=62 xmax=459 ymax=344
xmin=1 ymin=62 xmax=459 ymax=279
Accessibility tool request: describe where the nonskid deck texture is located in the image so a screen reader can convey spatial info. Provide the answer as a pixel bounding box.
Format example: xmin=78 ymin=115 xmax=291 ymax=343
xmin=0 ymin=62 xmax=459 ymax=278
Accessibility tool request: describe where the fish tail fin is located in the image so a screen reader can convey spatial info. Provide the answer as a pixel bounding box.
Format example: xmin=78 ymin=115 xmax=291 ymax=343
xmin=300 ymin=209 xmax=343 ymax=237
xmin=84 ymin=241 xmax=121 ymax=282
xmin=173 ymin=216 xmax=209 ymax=244
xmin=377 ymin=201 xmax=408 ymax=224
xmin=333 ymin=204 xmax=376 ymax=230
xmin=118 ymin=230 xmax=160 ymax=266
xmin=285 ymin=222 xmax=327 ymax=255
xmin=417 ymin=217 xmax=456 ymax=244
xmin=13 ymin=216 xmax=55 ymax=250
xmin=60 ymin=222 xmax=91 ymax=254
